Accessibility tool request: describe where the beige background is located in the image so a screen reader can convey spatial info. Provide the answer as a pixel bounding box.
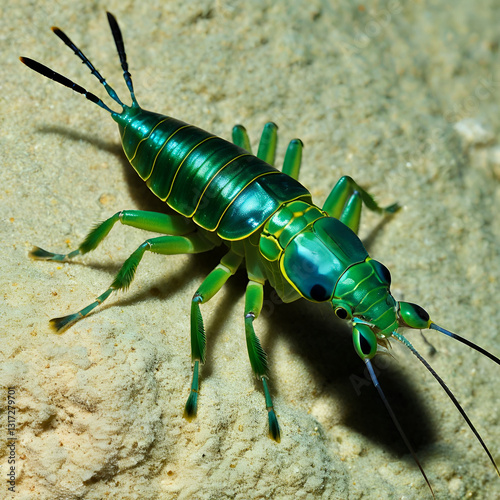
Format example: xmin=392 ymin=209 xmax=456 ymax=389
xmin=1 ymin=0 xmax=500 ymax=498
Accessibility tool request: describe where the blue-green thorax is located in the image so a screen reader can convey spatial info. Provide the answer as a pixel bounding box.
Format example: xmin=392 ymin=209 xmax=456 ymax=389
xmin=275 ymin=215 xmax=398 ymax=336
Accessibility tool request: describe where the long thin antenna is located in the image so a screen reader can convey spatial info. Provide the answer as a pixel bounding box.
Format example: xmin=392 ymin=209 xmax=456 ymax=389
xmin=365 ymin=358 xmax=435 ymax=498
xmin=430 ymin=323 xmax=500 ymax=365
xmin=394 ymin=331 xmax=500 ymax=477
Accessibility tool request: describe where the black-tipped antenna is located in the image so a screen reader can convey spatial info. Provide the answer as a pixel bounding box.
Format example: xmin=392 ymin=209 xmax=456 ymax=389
xmin=50 ymin=25 xmax=124 ymax=107
xmin=394 ymin=331 xmax=500 ymax=478
xmin=106 ymin=12 xmax=138 ymax=106
xmin=19 ymin=57 xmax=114 ymax=113
xmin=430 ymin=323 xmax=500 ymax=366
xmin=365 ymin=359 xmax=435 ymax=498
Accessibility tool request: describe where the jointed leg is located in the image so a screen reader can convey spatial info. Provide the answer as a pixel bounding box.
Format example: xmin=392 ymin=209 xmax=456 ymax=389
xmin=184 ymin=251 xmax=243 ymax=420
xmin=256 ymin=122 xmax=278 ymax=165
xmin=281 ymin=138 xmax=303 ymax=180
xmin=232 ymin=122 xmax=278 ymax=165
xmin=232 ymin=124 xmax=252 ymax=153
xmin=232 ymin=122 xmax=303 ymax=180
xmin=50 ymin=232 xmax=215 ymax=331
xmin=323 ymin=176 xmax=399 ymax=234
xmin=30 ymin=210 xmax=195 ymax=261
xmin=244 ymin=280 xmax=280 ymax=442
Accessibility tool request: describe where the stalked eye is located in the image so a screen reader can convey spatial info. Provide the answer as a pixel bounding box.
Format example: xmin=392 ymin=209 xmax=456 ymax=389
xmin=310 ymin=284 xmax=328 ymax=302
xmin=334 ymin=307 xmax=348 ymax=319
xmin=372 ymin=260 xmax=391 ymax=286
xmin=399 ymin=301 xmax=431 ymax=329
xmin=352 ymin=323 xmax=378 ymax=360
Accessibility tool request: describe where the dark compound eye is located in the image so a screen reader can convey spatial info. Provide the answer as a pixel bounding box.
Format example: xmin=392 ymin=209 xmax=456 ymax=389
xmin=412 ymin=303 xmax=430 ymax=321
xmin=334 ymin=307 xmax=349 ymax=320
xmin=309 ymin=284 xmax=329 ymax=302
xmin=359 ymin=331 xmax=373 ymax=356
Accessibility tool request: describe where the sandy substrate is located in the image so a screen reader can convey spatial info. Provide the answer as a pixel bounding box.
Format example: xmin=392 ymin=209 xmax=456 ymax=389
xmin=2 ymin=1 xmax=500 ymax=498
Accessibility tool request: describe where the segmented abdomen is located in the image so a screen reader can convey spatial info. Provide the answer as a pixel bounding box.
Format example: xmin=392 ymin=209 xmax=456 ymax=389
xmin=113 ymin=109 xmax=311 ymax=240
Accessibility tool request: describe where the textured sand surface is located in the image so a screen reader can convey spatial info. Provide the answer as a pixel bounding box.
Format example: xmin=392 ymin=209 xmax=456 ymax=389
xmin=2 ymin=1 xmax=500 ymax=498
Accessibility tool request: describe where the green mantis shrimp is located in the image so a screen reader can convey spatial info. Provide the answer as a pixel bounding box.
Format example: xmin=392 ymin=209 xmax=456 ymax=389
xmin=20 ymin=12 xmax=500 ymax=497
